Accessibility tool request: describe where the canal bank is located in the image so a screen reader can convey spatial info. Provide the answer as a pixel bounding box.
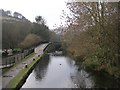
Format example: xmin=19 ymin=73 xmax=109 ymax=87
xmin=2 ymin=43 xmax=49 ymax=89
xmin=5 ymin=53 xmax=44 ymax=89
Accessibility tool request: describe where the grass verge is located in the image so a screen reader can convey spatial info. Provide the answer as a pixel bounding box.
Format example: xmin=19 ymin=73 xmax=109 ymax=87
xmin=6 ymin=54 xmax=43 ymax=88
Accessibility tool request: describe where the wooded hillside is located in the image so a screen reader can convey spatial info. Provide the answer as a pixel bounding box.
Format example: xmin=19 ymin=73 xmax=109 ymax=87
xmin=1 ymin=9 xmax=50 ymax=49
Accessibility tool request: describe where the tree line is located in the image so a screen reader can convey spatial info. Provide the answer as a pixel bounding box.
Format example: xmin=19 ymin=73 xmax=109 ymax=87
xmin=1 ymin=9 xmax=50 ymax=50
xmin=61 ymin=2 xmax=120 ymax=78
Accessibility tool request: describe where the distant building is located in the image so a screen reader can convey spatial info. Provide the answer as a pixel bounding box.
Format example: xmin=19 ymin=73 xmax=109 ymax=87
xmin=7 ymin=49 xmax=13 ymax=56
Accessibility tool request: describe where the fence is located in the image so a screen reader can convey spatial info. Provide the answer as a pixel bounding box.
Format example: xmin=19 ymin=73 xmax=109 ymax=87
xmin=1 ymin=49 xmax=34 ymax=68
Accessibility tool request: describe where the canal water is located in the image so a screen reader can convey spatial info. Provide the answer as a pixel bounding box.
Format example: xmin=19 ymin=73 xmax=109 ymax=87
xmin=21 ymin=51 xmax=120 ymax=88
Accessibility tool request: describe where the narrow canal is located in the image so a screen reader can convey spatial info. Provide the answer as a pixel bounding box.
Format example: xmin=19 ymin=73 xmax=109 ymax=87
xmin=21 ymin=51 xmax=120 ymax=88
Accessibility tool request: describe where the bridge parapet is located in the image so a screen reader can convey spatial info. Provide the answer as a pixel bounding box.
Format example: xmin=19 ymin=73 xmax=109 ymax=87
xmin=34 ymin=43 xmax=50 ymax=54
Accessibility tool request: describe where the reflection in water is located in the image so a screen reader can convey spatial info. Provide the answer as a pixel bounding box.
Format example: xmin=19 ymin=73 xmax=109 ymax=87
xmin=91 ymin=72 xmax=120 ymax=88
xmin=70 ymin=69 xmax=94 ymax=88
xmin=34 ymin=54 xmax=50 ymax=81
xmin=22 ymin=52 xmax=94 ymax=88
xmin=22 ymin=51 xmax=120 ymax=88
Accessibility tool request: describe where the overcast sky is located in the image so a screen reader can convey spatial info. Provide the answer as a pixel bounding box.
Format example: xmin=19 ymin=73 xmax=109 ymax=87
xmin=0 ymin=0 xmax=69 ymax=29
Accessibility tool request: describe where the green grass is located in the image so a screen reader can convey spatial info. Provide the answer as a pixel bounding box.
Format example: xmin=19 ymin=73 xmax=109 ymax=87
xmin=6 ymin=54 xmax=43 ymax=88
xmin=3 ymin=53 xmax=35 ymax=74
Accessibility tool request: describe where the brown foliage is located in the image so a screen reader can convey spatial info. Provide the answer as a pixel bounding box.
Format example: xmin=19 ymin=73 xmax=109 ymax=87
xmin=19 ymin=34 xmax=42 ymax=49
xmin=62 ymin=2 xmax=119 ymax=76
